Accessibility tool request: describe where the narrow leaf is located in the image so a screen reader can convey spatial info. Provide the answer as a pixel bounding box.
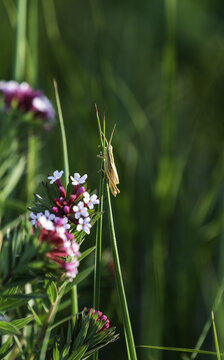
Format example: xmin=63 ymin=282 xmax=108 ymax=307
xmin=0 ymin=321 xmax=20 ymax=335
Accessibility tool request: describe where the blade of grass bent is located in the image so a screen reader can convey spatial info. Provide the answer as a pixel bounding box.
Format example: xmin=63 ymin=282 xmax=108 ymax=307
xmin=138 ymin=345 xmax=224 ymax=357
xmin=212 ymin=312 xmax=221 ymax=360
xmin=106 ymin=184 xmax=137 ymax=360
xmin=53 ymin=80 xmax=78 ymax=327
xmin=93 ymin=108 xmax=105 ymax=360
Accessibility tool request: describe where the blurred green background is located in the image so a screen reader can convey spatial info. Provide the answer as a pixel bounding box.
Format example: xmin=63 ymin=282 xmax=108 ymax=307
xmin=1 ymin=0 xmax=224 ymax=359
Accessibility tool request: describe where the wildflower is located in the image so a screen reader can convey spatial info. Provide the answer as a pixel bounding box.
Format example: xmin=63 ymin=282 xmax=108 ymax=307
xmin=77 ymin=217 xmax=92 ymax=234
xmin=43 ymin=210 xmax=56 ymax=221
xmin=38 ymin=215 xmax=80 ymax=281
xmin=29 ymin=212 xmax=43 ymax=227
xmin=70 ymin=173 xmax=87 ymax=186
xmin=83 ymin=192 xmax=99 ymax=209
xmin=38 ymin=216 xmax=55 ymax=231
xmin=30 ymin=170 xmax=98 ymax=235
xmin=73 ymin=201 xmax=89 ymax=219
xmin=55 ymin=216 xmax=70 ymax=230
xmin=48 ymin=170 xmax=64 ymax=184
xmin=0 ymin=80 xmax=55 ymax=124
xmin=64 ymin=259 xmax=79 ymax=281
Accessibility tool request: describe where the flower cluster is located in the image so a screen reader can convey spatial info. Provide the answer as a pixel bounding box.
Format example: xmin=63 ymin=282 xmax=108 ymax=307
xmin=47 ymin=170 xmax=99 ymax=235
xmin=29 ymin=170 xmax=99 ymax=280
xmin=37 ymin=214 xmax=80 ymax=281
xmin=87 ymin=308 xmax=110 ymax=332
xmin=0 ymin=80 xmax=54 ymax=125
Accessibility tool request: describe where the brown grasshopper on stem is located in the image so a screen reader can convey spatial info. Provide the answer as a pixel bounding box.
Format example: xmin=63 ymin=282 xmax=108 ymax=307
xmin=97 ymin=122 xmax=120 ymax=197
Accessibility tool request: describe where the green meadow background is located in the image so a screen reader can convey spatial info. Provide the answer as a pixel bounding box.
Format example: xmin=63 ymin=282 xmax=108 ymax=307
xmin=1 ymin=1 xmax=224 ymax=359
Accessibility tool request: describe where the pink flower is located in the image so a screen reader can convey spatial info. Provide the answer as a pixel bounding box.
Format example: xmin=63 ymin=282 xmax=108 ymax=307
xmin=0 ymin=80 xmax=55 ymax=124
xmin=37 ymin=216 xmax=80 ymax=280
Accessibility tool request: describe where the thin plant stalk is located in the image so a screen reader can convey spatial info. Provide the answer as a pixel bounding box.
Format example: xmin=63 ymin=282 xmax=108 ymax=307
xmin=53 ymin=80 xmax=70 ymax=184
xmin=211 ymin=312 xmax=221 ymax=360
xmin=106 ymin=184 xmax=137 ymax=360
xmin=14 ymin=0 xmax=27 ymax=82
xmin=53 ymin=80 xmax=78 ymax=327
xmin=93 ymin=108 xmax=105 ymax=360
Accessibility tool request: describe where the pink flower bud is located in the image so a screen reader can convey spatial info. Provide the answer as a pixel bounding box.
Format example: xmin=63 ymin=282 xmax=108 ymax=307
xmin=64 ymin=205 xmax=70 ymax=214
xmin=59 ymin=186 xmax=66 ymax=198
xmin=76 ymin=186 xmax=85 ymax=199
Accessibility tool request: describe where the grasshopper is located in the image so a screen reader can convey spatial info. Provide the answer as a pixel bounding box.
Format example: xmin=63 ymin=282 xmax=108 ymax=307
xmin=98 ymin=124 xmax=120 ymax=197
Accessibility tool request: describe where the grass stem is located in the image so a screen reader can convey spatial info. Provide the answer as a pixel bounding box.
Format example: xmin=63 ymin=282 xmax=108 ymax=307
xmin=93 ymin=107 xmax=105 ymax=360
xmin=53 ymin=80 xmax=78 ymax=327
xmin=106 ymin=183 xmax=137 ymax=360
xmin=14 ymin=0 xmax=27 ymax=82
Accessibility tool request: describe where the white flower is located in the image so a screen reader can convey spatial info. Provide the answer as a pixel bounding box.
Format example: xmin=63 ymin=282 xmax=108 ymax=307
xmin=76 ymin=217 xmax=92 ymax=235
xmin=19 ymin=82 xmax=31 ymax=92
xmin=61 ymin=217 xmax=71 ymax=230
xmin=55 ymin=226 xmax=66 ymax=241
xmin=38 ymin=216 xmax=55 ymax=231
xmin=29 ymin=212 xmax=43 ymax=227
xmin=63 ymin=240 xmax=80 ymax=257
xmin=73 ymin=201 xmax=89 ymax=219
xmin=83 ymin=192 xmax=99 ymax=209
xmin=44 ymin=210 xmax=56 ymax=221
xmin=0 ymin=80 xmax=19 ymax=93
xmin=48 ymin=170 xmax=64 ymax=184
xmin=54 ymin=216 xmax=71 ymax=230
xmin=70 ymin=173 xmax=87 ymax=186
xmin=65 ymin=259 xmax=80 ymax=281
xmin=32 ymin=95 xmax=55 ymax=119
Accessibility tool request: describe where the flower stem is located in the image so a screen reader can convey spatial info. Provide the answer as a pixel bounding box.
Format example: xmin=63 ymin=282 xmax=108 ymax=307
xmin=14 ymin=0 xmax=27 ymax=82
xmin=93 ymin=107 xmax=105 ymax=360
xmin=53 ymin=80 xmax=70 ymax=184
xmin=106 ymin=184 xmax=137 ymax=360
xmin=53 ymin=80 xmax=78 ymax=328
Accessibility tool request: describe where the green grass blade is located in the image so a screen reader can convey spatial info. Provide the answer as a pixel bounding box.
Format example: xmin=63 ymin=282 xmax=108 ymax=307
xmin=93 ymin=108 xmax=105 ymax=360
xmin=138 ymin=345 xmax=224 ymax=357
xmin=53 ymin=79 xmax=70 ymax=185
xmin=53 ymin=80 xmax=78 ymax=327
xmin=14 ymin=0 xmax=27 ymax=81
xmin=212 ymin=312 xmax=221 ymax=360
xmin=106 ymin=184 xmax=137 ymax=360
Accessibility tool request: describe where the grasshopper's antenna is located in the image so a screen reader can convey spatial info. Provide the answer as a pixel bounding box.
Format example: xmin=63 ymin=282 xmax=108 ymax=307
xmin=109 ymin=124 xmax=116 ymax=145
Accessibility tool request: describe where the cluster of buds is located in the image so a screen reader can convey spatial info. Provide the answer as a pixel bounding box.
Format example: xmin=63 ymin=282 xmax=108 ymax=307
xmin=36 ymin=214 xmax=80 ymax=281
xmin=0 ymin=80 xmax=54 ymax=126
xmin=87 ymin=308 xmax=110 ymax=332
xmin=47 ymin=170 xmax=99 ymax=234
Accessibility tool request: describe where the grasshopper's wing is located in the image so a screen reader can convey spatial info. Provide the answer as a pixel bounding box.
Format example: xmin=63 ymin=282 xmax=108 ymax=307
xmin=107 ymin=145 xmax=119 ymax=185
xmin=109 ymin=177 xmax=120 ymax=197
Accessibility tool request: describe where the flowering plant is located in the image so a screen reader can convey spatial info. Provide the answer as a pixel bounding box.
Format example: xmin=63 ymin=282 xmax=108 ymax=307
xmin=0 ymin=80 xmax=54 ymax=128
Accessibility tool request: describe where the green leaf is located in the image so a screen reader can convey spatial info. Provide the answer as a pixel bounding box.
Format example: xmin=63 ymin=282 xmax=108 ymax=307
xmin=0 ymin=336 xmax=13 ymax=356
xmin=53 ymin=343 xmax=60 ymax=360
xmin=46 ymin=280 xmax=58 ymax=304
xmin=0 ymin=321 xmax=20 ymax=335
xmin=64 ymin=266 xmax=94 ymax=295
xmin=11 ymin=315 xmax=33 ymax=330
xmin=72 ymin=318 xmax=90 ymax=350
xmin=0 ymin=298 xmax=30 ymax=312
xmin=67 ymin=345 xmax=89 ymax=360
xmin=79 ymin=246 xmax=95 ymax=262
